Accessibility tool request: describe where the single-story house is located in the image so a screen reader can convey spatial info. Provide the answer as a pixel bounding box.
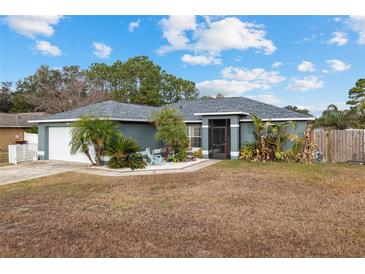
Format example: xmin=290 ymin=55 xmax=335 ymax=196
xmin=0 ymin=112 xmax=47 ymax=151
xmin=30 ymin=97 xmax=314 ymax=162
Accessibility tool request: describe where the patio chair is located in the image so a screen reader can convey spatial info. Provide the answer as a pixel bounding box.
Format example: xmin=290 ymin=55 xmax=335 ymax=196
xmin=145 ymin=147 xmax=164 ymax=165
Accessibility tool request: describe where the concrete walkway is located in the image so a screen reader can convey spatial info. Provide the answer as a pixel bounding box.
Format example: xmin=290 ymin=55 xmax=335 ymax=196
xmin=0 ymin=161 xmax=88 ymax=186
xmin=0 ymin=159 xmax=219 ymax=185
xmin=77 ymin=159 xmax=219 ymax=177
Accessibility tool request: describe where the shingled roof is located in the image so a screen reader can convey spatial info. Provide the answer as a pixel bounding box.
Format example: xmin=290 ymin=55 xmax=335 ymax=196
xmin=170 ymin=97 xmax=313 ymax=120
xmin=0 ymin=112 xmax=47 ymax=128
xmin=36 ymin=101 xmax=157 ymax=122
xmin=31 ymin=97 xmax=313 ymax=123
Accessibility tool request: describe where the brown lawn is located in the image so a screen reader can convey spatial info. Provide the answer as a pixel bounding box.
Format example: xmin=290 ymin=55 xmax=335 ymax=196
xmin=0 ymin=161 xmax=364 ymax=257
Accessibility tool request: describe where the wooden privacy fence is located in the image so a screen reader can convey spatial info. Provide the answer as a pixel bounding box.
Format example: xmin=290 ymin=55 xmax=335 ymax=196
xmin=312 ymin=129 xmax=365 ymax=163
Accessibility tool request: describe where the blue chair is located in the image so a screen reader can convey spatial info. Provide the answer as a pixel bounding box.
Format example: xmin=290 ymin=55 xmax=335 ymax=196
xmin=145 ymin=147 xmax=164 ymax=165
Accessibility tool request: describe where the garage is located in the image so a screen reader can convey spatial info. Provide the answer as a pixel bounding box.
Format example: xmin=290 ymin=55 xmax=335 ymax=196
xmin=48 ymin=127 xmax=94 ymax=163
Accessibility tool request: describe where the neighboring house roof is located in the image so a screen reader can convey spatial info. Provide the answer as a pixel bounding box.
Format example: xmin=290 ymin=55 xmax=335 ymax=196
xmin=30 ymin=97 xmax=314 ymax=123
xmin=0 ymin=112 xmax=48 ymax=128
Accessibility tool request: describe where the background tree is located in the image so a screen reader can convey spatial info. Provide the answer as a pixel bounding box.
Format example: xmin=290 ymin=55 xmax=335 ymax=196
xmin=84 ymin=56 xmax=198 ymax=106
xmin=216 ymin=93 xmax=225 ymax=99
xmin=160 ymin=73 xmax=197 ymax=104
xmin=347 ymin=78 xmax=365 ymax=112
xmin=314 ymin=105 xmax=352 ymax=129
xmin=10 ymin=91 xmax=35 ymax=112
xmin=200 ymin=95 xmax=214 ymax=100
xmin=284 ymin=105 xmax=310 ymax=115
xmin=0 ymin=82 xmax=13 ymax=112
xmin=18 ymin=65 xmax=107 ymax=113
xmin=2 ymin=56 xmax=198 ymax=113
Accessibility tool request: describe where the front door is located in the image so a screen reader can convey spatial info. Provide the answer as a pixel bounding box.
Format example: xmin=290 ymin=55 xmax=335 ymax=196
xmin=209 ymin=119 xmax=230 ymax=159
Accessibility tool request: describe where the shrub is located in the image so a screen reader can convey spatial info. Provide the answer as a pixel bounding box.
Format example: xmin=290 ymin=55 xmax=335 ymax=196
xmin=25 ymin=126 xmax=38 ymax=134
xmin=106 ymin=133 xmax=146 ymax=169
xmin=108 ymin=153 xmax=146 ymax=170
xmin=167 ymin=155 xmax=177 ymax=162
xmin=239 ymin=143 xmax=259 ymax=161
xmin=175 ymin=148 xmax=187 ymax=162
xmin=192 ymin=148 xmax=203 ymax=158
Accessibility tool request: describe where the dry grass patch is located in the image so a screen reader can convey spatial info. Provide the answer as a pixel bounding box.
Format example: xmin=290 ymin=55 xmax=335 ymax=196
xmin=0 ymin=161 xmax=364 ymax=257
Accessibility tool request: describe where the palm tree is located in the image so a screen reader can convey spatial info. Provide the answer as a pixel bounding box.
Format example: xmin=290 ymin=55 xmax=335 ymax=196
xmin=70 ymin=115 xmax=119 ymax=165
xmin=151 ymin=107 xmax=188 ymax=158
xmin=70 ymin=130 xmax=95 ymax=165
xmin=252 ymin=115 xmax=271 ymax=161
xmin=268 ymin=121 xmax=296 ymax=160
xmin=251 ymin=115 xmax=296 ymax=161
xmin=314 ymin=104 xmax=350 ymax=130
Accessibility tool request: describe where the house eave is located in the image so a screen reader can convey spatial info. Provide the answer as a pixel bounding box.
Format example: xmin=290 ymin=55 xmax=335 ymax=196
xmin=194 ymin=111 xmax=250 ymax=116
xmin=240 ymin=117 xmax=315 ymax=122
xmin=29 ymin=118 xmax=203 ymax=124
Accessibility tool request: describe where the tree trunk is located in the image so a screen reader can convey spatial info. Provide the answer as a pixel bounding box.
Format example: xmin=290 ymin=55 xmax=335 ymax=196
xmin=94 ymin=145 xmax=102 ymax=166
xmin=85 ymin=149 xmax=95 ymax=165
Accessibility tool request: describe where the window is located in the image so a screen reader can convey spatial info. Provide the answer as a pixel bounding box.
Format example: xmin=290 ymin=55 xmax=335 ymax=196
xmin=186 ymin=125 xmax=202 ymax=148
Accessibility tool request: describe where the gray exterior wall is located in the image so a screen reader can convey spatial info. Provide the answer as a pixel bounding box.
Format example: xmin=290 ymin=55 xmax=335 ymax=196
xmin=37 ymin=121 xmax=161 ymax=160
xmin=38 ymin=119 xmax=309 ymax=161
xmin=240 ymin=121 xmax=308 ymax=150
xmin=117 ymin=122 xmax=162 ymax=150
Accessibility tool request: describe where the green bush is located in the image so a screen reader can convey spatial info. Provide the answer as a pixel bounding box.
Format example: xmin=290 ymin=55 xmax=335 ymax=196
xmin=107 ymin=153 xmax=146 ymax=170
xmin=166 ymin=155 xmax=177 ymax=162
xmin=25 ymin=126 xmax=38 ymax=134
xmin=175 ymin=149 xmax=187 ymax=162
xmin=105 ymin=133 xmax=146 ymax=170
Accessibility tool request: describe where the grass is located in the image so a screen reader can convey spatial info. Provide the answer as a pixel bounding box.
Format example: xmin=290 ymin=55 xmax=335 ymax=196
xmin=0 ymin=161 xmax=364 ymax=257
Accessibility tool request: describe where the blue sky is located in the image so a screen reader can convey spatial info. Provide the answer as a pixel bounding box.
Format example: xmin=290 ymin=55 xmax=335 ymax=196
xmin=1 ymin=15 xmax=364 ymax=116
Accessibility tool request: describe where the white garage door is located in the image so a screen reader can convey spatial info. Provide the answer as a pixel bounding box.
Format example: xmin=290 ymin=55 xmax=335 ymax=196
xmin=48 ymin=127 xmax=95 ymax=163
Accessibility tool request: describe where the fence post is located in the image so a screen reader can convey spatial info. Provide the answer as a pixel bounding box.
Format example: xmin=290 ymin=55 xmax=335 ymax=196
xmin=325 ymin=130 xmax=332 ymax=162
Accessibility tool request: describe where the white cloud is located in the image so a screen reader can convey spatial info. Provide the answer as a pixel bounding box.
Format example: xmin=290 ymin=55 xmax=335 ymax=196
xmin=286 ymin=76 xmax=324 ymax=91
xmin=327 ymin=32 xmax=348 ymax=46
xmin=347 ymin=16 xmax=365 ymax=45
xmin=158 ymin=16 xmax=276 ymax=56
xmin=221 ymin=66 xmax=285 ymax=86
xmin=4 ymin=16 xmax=63 ymax=38
xmin=297 ymin=61 xmax=316 ymax=72
xmin=326 ymin=59 xmax=351 ymax=72
xmin=34 ymin=40 xmax=61 ymax=56
xmin=181 ymin=54 xmax=222 ymax=65
xmin=128 ymin=19 xmax=140 ymax=32
xmin=197 ymin=65 xmax=285 ymax=97
xmin=157 ymin=15 xmax=196 ymax=54
xmin=272 ymin=62 xmax=283 ymax=68
xmin=92 ymin=42 xmax=112 ymax=59
xmin=247 ymin=94 xmax=281 ymax=105
xmin=193 ymin=17 xmax=276 ymax=55
xmin=197 ymin=79 xmax=262 ymax=97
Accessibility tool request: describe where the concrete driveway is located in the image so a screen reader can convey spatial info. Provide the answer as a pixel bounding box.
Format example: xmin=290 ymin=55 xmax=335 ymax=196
xmin=0 ymin=161 xmax=88 ymax=186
